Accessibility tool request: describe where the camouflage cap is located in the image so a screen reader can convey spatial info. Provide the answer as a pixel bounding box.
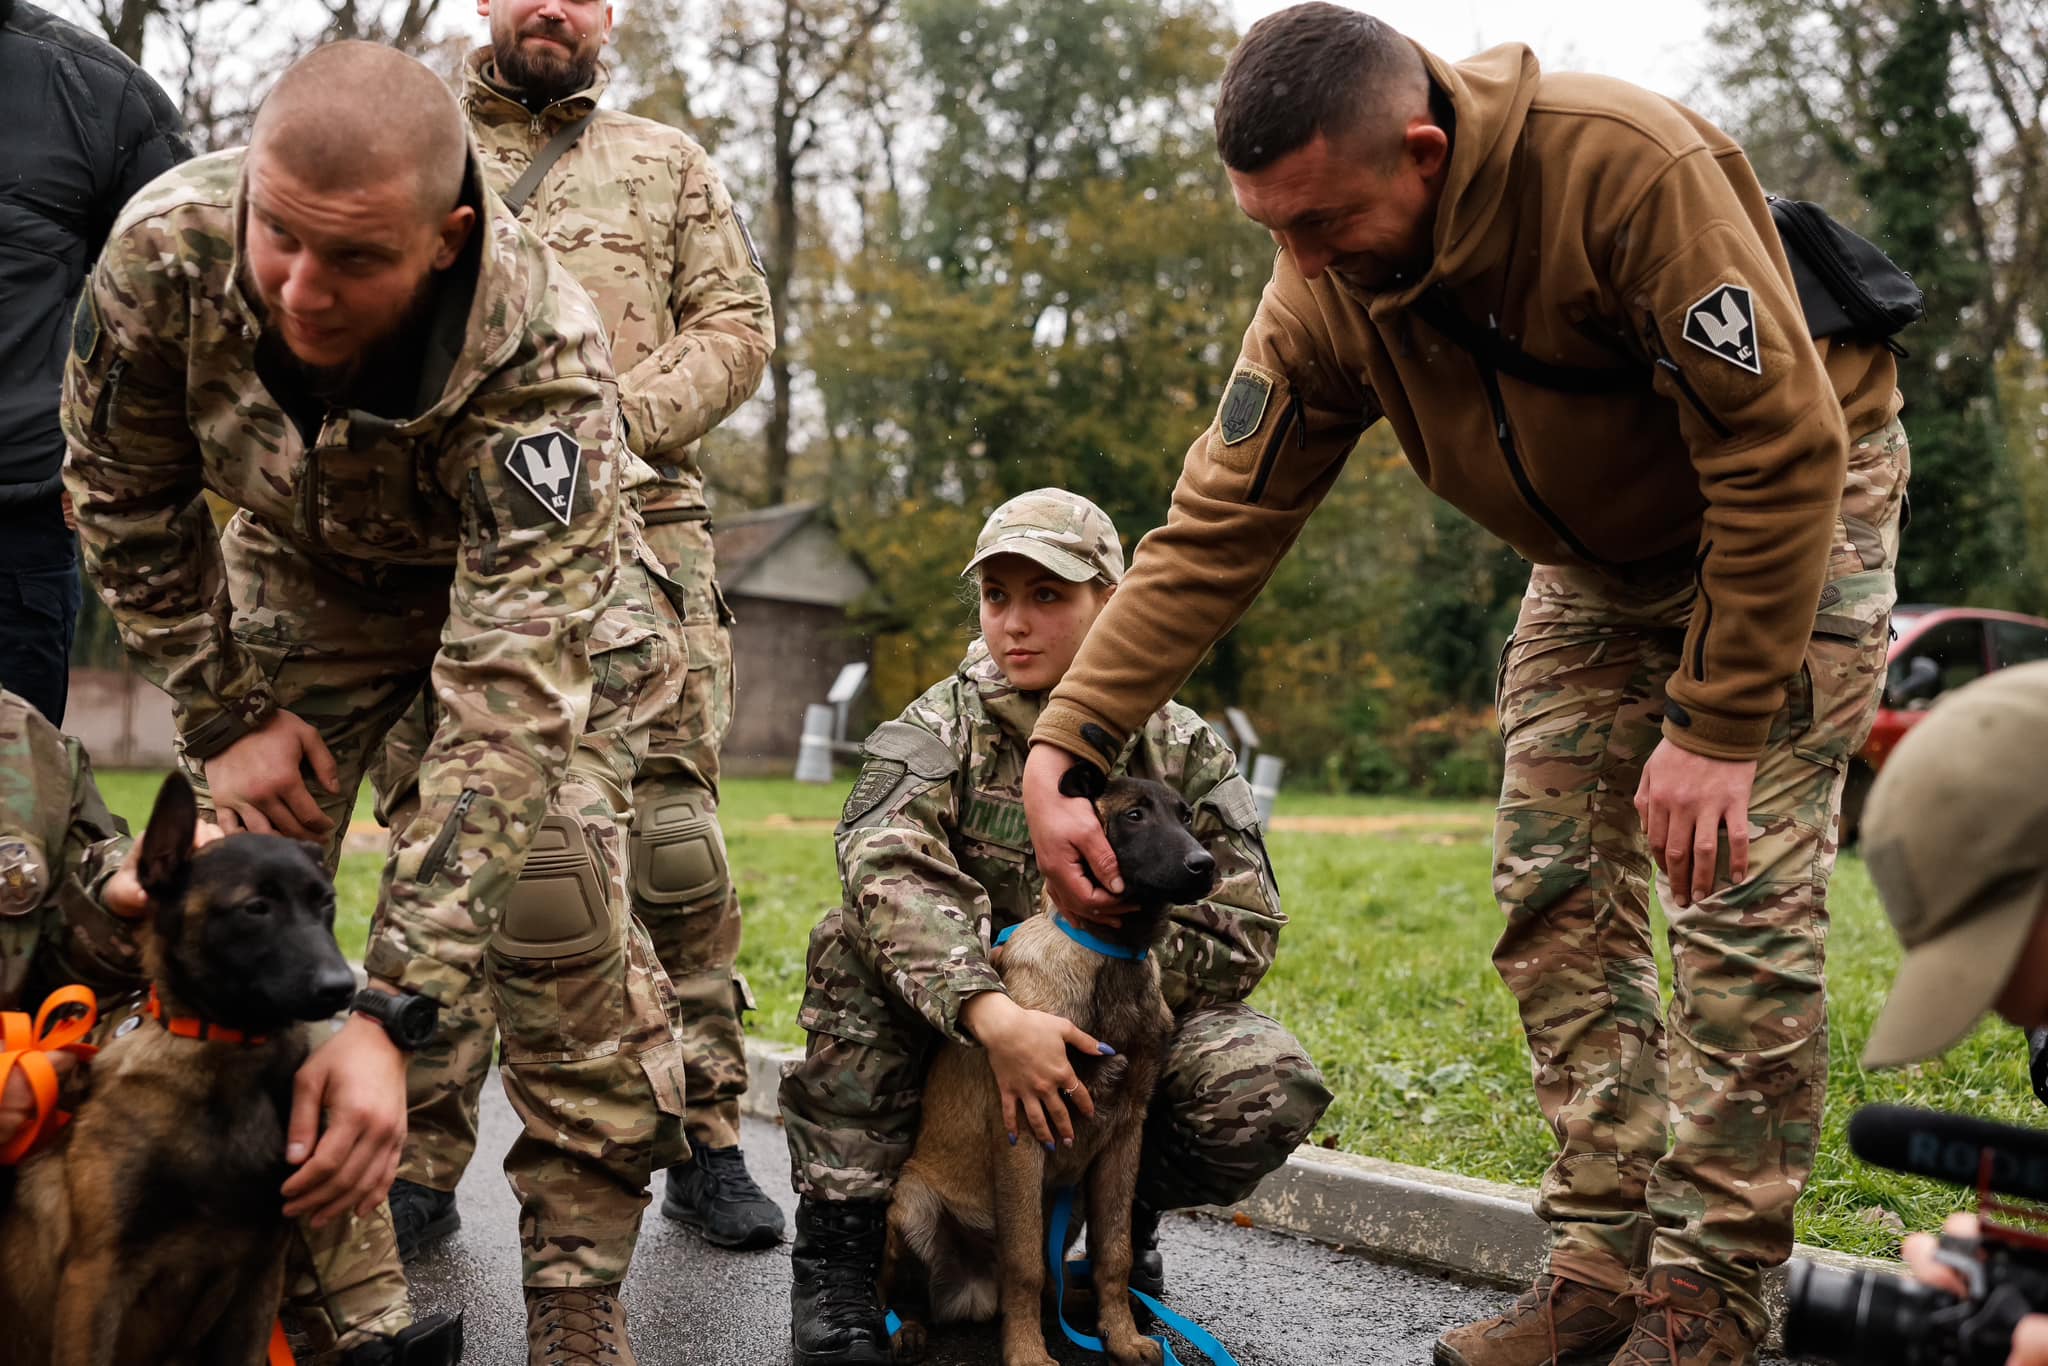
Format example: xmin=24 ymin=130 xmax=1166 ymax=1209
xmin=961 ymin=488 xmax=1123 ymax=584
xmin=1862 ymin=660 xmax=2048 ymax=1068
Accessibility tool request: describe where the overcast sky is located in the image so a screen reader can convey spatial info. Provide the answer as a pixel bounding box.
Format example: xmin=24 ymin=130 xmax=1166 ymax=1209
xmin=1227 ymin=0 xmax=1721 ymax=108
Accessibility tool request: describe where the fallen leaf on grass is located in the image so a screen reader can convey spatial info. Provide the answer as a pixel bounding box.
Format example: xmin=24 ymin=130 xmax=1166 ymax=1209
xmin=1855 ymin=1207 xmax=1908 ymax=1236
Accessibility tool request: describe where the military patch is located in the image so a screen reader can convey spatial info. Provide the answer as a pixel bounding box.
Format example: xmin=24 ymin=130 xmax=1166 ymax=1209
xmin=1682 ymin=284 xmax=1762 ymax=374
xmin=504 ymin=430 xmax=583 ymax=525
xmin=735 ymin=209 xmax=765 ymax=276
xmin=1217 ymin=369 xmax=1274 ymax=446
xmin=843 ymin=759 xmax=906 ymax=826
xmin=71 ymin=290 xmax=101 ymax=363
xmin=1079 ymin=723 xmax=1119 ymax=763
xmin=963 ymin=792 xmax=1030 ymax=849
xmin=0 ymin=838 xmax=46 ymax=915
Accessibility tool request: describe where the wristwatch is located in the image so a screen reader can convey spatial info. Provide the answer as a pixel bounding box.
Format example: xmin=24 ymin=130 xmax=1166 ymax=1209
xmin=350 ymin=987 xmax=439 ymax=1051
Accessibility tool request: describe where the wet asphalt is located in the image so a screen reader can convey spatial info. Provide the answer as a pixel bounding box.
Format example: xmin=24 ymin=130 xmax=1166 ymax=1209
xmin=405 ymin=1085 xmax=1511 ymax=1365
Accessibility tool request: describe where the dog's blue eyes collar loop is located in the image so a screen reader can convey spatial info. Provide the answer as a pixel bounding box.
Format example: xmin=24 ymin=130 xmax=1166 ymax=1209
xmin=992 ymin=916 xmax=1147 ymax=961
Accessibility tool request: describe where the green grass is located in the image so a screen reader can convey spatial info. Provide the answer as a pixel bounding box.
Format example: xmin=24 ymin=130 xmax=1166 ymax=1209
xmin=97 ymin=769 xmax=2025 ymax=1260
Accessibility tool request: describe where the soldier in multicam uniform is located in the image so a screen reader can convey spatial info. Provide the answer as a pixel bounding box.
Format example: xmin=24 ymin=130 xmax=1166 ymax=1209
xmin=386 ymin=0 xmax=784 ymax=1259
xmin=1022 ymin=11 xmax=1910 ymax=1366
xmin=779 ymin=490 xmax=1331 ymax=1366
xmin=0 ymin=688 xmax=465 ymax=1365
xmin=61 ymin=41 xmax=692 ymax=1366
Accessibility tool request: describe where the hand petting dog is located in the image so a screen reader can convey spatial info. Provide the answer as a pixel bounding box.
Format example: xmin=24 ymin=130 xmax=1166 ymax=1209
xmin=962 ymin=991 xmax=1107 ymax=1148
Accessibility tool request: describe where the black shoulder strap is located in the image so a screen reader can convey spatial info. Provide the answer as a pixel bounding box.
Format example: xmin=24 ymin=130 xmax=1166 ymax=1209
xmin=500 ymin=112 xmax=596 ymax=216
xmin=1408 ymin=288 xmax=1647 ymax=396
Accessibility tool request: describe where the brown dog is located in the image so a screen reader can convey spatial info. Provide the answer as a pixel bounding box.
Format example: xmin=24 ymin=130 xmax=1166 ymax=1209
xmin=883 ymin=768 xmax=1218 ymax=1366
xmin=0 ymin=773 xmax=357 ymax=1366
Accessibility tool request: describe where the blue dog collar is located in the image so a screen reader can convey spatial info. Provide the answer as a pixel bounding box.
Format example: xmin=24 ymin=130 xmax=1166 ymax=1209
xmin=993 ymin=916 xmax=1147 ymax=961
xmin=1054 ymin=914 xmax=1146 ymax=960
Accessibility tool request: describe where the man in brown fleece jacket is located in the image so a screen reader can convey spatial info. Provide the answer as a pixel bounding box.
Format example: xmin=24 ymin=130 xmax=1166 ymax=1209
xmin=1020 ymin=7 xmax=1907 ymax=1366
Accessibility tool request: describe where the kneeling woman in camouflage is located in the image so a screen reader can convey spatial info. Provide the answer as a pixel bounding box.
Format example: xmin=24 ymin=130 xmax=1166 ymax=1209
xmin=779 ymin=489 xmax=1332 ymax=1366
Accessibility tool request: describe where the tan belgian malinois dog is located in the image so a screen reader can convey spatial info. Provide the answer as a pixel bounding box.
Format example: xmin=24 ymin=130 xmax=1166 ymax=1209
xmin=883 ymin=768 xmax=1219 ymax=1366
xmin=0 ymin=773 xmax=358 ymax=1366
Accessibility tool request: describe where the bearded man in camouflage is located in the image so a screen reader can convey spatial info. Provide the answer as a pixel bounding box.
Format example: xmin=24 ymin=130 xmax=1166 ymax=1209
xmin=385 ymin=0 xmax=784 ymax=1262
xmin=62 ymin=41 xmax=695 ymax=1364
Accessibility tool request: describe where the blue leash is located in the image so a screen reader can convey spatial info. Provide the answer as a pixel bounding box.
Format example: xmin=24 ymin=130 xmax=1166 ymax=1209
xmin=1047 ymin=1186 xmax=1241 ymax=1366
xmin=881 ymin=1190 xmax=1240 ymax=1366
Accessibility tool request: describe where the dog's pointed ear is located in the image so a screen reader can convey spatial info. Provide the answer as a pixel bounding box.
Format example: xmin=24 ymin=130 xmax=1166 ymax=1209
xmin=1057 ymin=760 xmax=1106 ymax=802
xmin=137 ymin=773 xmax=200 ymax=905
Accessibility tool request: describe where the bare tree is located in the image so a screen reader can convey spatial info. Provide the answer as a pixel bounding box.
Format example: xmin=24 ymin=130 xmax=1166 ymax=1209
xmin=717 ymin=0 xmax=893 ymax=505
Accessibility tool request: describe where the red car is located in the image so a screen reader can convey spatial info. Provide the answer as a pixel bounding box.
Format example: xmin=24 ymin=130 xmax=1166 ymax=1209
xmin=1841 ymin=604 xmax=2048 ymax=838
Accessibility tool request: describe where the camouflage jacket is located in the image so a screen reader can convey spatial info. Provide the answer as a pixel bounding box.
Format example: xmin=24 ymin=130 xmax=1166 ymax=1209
xmin=0 ymin=692 xmax=140 ymax=1014
xmin=834 ymin=641 xmax=1282 ymax=1045
xmin=60 ymin=147 xmax=624 ymax=1003
xmin=462 ymin=50 xmax=774 ymax=524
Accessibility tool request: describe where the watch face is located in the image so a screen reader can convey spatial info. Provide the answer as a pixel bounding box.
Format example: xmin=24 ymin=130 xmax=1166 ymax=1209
xmin=393 ymin=994 xmax=438 ymax=1048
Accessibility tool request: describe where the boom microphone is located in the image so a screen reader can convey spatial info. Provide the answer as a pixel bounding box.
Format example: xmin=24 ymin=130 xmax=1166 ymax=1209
xmin=1849 ymin=1105 xmax=2048 ymax=1205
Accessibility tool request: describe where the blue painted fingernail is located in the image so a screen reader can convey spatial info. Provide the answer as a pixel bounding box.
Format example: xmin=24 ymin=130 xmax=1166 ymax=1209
xmin=1098 ymin=1043 xmax=1116 ymax=1056
xmin=1008 ymin=1132 xmax=1017 ymax=1146
xmin=1044 ymin=1141 xmax=1056 ymax=1153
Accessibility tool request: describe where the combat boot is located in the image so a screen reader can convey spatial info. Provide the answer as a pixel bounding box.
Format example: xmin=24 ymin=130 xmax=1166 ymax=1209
xmin=335 ymin=1312 xmax=465 ymax=1365
xmin=661 ymin=1145 xmax=788 ymax=1249
xmin=1608 ymin=1267 xmax=1759 ymax=1366
xmin=1130 ymin=1200 xmax=1165 ymax=1300
xmin=1434 ymin=1272 xmax=1638 ymax=1366
xmin=525 ymin=1286 xmax=634 ymax=1366
xmin=790 ymin=1197 xmax=891 ymax=1366
xmin=389 ymin=1178 xmax=460 ymax=1263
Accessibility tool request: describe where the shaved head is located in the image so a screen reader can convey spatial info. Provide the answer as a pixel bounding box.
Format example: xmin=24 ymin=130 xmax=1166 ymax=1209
xmin=1216 ymin=4 xmax=1430 ymax=173
xmin=251 ymin=40 xmax=468 ymax=221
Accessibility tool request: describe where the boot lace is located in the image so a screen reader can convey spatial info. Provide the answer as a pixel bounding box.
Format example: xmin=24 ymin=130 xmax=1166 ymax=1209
xmin=534 ymin=1288 xmax=623 ymax=1363
xmin=1614 ymin=1289 xmax=1711 ymax=1366
xmin=696 ymin=1146 xmax=770 ymax=1208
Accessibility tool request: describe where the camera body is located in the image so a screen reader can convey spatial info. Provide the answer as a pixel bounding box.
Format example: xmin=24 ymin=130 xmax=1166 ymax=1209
xmin=1785 ymin=1105 xmax=2048 ymax=1366
xmin=1786 ymin=1241 xmax=2048 ymax=1366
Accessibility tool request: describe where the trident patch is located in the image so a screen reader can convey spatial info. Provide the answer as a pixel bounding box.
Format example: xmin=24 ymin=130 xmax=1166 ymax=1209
xmin=1218 ymin=369 xmax=1273 ymax=446
xmin=504 ymin=431 xmax=583 ymax=525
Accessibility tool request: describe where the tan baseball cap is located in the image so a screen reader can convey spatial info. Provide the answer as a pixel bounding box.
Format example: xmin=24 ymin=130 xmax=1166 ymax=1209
xmin=1861 ymin=660 xmax=2048 ymax=1068
xmin=960 ymin=488 xmax=1124 ymax=584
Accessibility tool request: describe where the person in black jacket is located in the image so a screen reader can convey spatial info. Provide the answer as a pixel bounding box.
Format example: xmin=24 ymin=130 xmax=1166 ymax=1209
xmin=0 ymin=0 xmax=187 ymax=725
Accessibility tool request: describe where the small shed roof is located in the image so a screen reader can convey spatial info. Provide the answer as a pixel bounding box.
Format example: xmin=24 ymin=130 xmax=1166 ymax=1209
xmin=713 ymin=501 xmax=871 ymax=608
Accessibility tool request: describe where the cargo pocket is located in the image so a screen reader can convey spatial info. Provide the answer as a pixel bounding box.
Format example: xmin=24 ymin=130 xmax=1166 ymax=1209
xmin=1793 ymin=567 xmax=1895 ymax=771
xmin=630 ymin=916 xmax=690 ymax=1121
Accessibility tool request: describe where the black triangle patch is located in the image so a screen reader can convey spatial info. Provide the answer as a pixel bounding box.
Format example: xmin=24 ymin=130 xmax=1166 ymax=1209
xmin=1682 ymin=284 xmax=1762 ymax=374
xmin=504 ymin=431 xmax=582 ymax=525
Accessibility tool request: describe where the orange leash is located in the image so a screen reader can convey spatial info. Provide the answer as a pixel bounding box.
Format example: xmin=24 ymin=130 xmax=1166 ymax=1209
xmin=0 ymin=984 xmax=98 ymax=1165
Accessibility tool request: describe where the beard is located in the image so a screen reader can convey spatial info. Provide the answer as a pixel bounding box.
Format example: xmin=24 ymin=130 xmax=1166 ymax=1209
xmin=492 ymin=24 xmax=600 ymax=106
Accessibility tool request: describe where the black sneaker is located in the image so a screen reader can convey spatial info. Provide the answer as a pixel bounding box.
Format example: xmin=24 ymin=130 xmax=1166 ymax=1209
xmin=337 ymin=1311 xmax=465 ymax=1365
xmin=661 ymin=1146 xmax=787 ymax=1250
xmin=389 ymin=1179 xmax=460 ymax=1264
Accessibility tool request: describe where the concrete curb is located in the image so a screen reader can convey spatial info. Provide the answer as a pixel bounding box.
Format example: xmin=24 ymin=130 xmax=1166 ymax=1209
xmin=741 ymin=1038 xmax=1900 ymax=1345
